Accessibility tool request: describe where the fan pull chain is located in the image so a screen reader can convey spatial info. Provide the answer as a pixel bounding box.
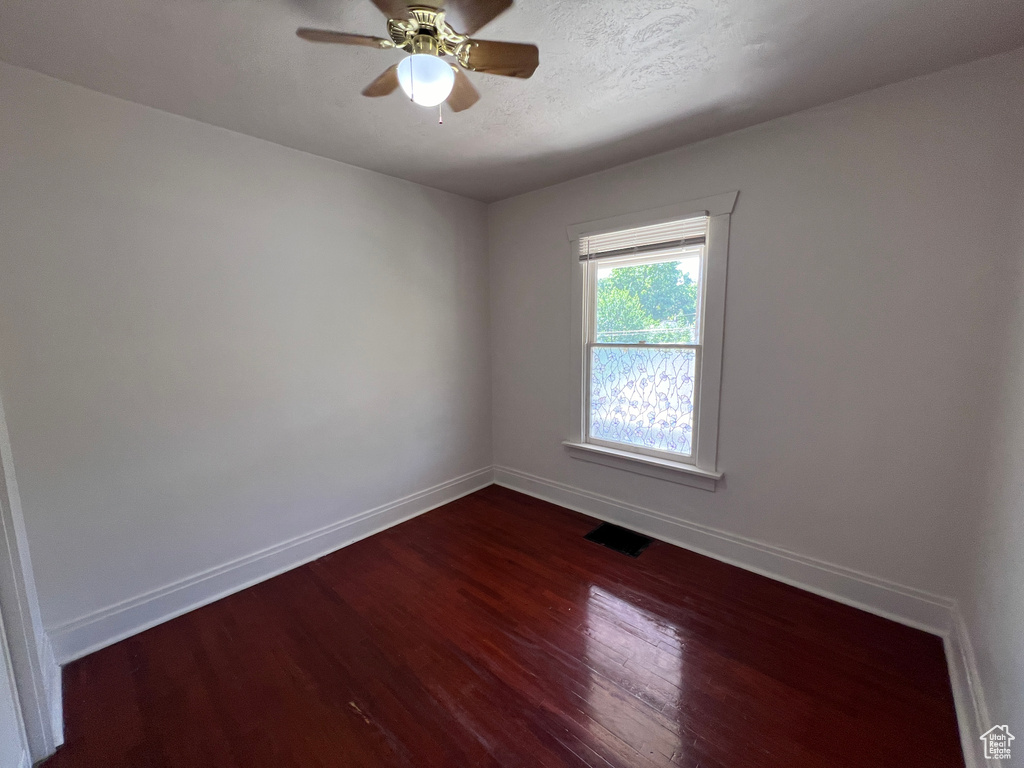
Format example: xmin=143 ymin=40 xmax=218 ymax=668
xmin=438 ymin=105 xmax=443 ymax=125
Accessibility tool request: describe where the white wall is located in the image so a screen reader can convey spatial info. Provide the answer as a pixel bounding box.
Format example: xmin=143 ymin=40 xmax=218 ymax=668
xmin=489 ymin=49 xmax=1024 ymax=601
xmin=490 ymin=49 xmax=1024 ymax=763
xmin=1 ymin=41 xmax=1021 ymax=763
xmin=961 ymin=199 xmax=1024 ymax=750
xmin=0 ymin=62 xmax=492 ymax=656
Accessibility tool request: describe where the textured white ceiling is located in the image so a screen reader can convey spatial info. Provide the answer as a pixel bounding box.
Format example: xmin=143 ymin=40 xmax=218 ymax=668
xmin=2 ymin=0 xmax=1023 ymax=201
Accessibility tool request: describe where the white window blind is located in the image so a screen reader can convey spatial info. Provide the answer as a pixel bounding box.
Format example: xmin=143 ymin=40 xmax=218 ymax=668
xmin=578 ymin=215 xmax=708 ymax=260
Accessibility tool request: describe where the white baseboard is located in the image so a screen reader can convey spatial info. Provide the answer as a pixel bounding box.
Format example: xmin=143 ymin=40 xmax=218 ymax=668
xmin=494 ymin=465 xmax=954 ymax=632
xmin=49 ymin=467 xmax=494 ymax=663
xmin=493 ymin=464 xmax=989 ymax=768
xmin=945 ymin=607 xmax=997 ymax=768
xmin=39 ymin=631 xmax=62 ymax=748
xmin=45 ymin=463 xmax=992 ymax=768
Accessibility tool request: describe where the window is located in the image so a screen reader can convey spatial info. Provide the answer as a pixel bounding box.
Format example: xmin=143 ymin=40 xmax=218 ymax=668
xmin=566 ymin=193 xmax=736 ymax=490
xmin=585 ymin=217 xmax=706 ymax=461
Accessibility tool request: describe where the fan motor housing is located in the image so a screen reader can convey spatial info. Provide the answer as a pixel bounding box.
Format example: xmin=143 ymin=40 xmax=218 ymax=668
xmin=387 ymin=7 xmax=469 ymax=58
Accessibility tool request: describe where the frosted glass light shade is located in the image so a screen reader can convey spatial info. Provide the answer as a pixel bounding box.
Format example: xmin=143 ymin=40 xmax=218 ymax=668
xmin=397 ymin=54 xmax=455 ymax=107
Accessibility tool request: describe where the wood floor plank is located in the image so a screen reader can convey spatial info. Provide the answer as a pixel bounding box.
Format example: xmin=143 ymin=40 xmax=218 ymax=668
xmin=43 ymin=485 xmax=965 ymax=767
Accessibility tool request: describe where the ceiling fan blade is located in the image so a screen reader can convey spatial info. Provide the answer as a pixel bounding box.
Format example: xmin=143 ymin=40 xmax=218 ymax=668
xmin=362 ymin=64 xmax=401 ymax=97
xmin=369 ymin=0 xmax=416 ymax=18
xmin=443 ymin=0 xmax=512 ymax=34
xmin=447 ymin=68 xmax=480 ymax=112
xmin=463 ymin=40 xmax=538 ymax=78
xmin=296 ymin=29 xmax=391 ymax=48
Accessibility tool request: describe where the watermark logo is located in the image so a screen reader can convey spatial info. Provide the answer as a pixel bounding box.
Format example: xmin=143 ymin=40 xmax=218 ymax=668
xmin=980 ymin=725 xmax=1014 ymax=760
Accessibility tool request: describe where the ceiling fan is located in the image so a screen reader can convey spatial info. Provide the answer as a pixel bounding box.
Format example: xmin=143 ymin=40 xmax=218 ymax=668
xmin=296 ymin=1 xmax=539 ymax=114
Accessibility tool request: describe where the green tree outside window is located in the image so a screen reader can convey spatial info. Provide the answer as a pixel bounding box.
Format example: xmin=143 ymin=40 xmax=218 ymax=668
xmin=595 ymin=261 xmax=699 ymax=344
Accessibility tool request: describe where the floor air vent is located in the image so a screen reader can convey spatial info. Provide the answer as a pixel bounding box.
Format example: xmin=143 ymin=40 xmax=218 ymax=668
xmin=584 ymin=523 xmax=653 ymax=558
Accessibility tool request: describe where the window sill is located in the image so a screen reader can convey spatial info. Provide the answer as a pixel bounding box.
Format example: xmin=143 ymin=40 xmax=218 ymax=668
xmin=562 ymin=441 xmax=721 ymax=491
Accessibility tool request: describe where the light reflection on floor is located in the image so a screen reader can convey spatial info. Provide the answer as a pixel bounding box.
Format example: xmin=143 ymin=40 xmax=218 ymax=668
xmin=584 ymin=585 xmax=685 ymax=765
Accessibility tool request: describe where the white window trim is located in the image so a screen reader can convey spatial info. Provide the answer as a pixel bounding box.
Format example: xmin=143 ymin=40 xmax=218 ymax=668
xmin=565 ymin=191 xmax=737 ymax=491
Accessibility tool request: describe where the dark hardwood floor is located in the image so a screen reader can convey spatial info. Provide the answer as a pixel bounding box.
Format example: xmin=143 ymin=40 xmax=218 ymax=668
xmin=44 ymin=485 xmax=965 ymax=767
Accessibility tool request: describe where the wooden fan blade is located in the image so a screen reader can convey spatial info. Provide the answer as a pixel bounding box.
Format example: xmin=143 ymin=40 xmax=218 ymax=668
xmin=444 ymin=0 xmax=511 ymax=34
xmin=362 ymin=64 xmax=401 ymax=97
xmin=296 ymin=29 xmax=391 ymax=48
xmin=370 ymin=0 xmax=415 ymax=18
xmin=448 ymin=68 xmax=480 ymax=112
xmin=463 ymin=40 xmax=538 ymax=78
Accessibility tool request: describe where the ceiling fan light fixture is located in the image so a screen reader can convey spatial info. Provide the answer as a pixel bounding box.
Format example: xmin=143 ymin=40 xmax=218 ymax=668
xmin=297 ymin=2 xmax=537 ymax=115
xmin=397 ymin=53 xmax=456 ymax=107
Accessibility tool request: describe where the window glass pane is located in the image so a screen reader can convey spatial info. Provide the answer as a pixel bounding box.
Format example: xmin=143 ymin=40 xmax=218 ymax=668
xmin=594 ymin=250 xmax=702 ymax=344
xmin=590 ymin=346 xmax=696 ymax=456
